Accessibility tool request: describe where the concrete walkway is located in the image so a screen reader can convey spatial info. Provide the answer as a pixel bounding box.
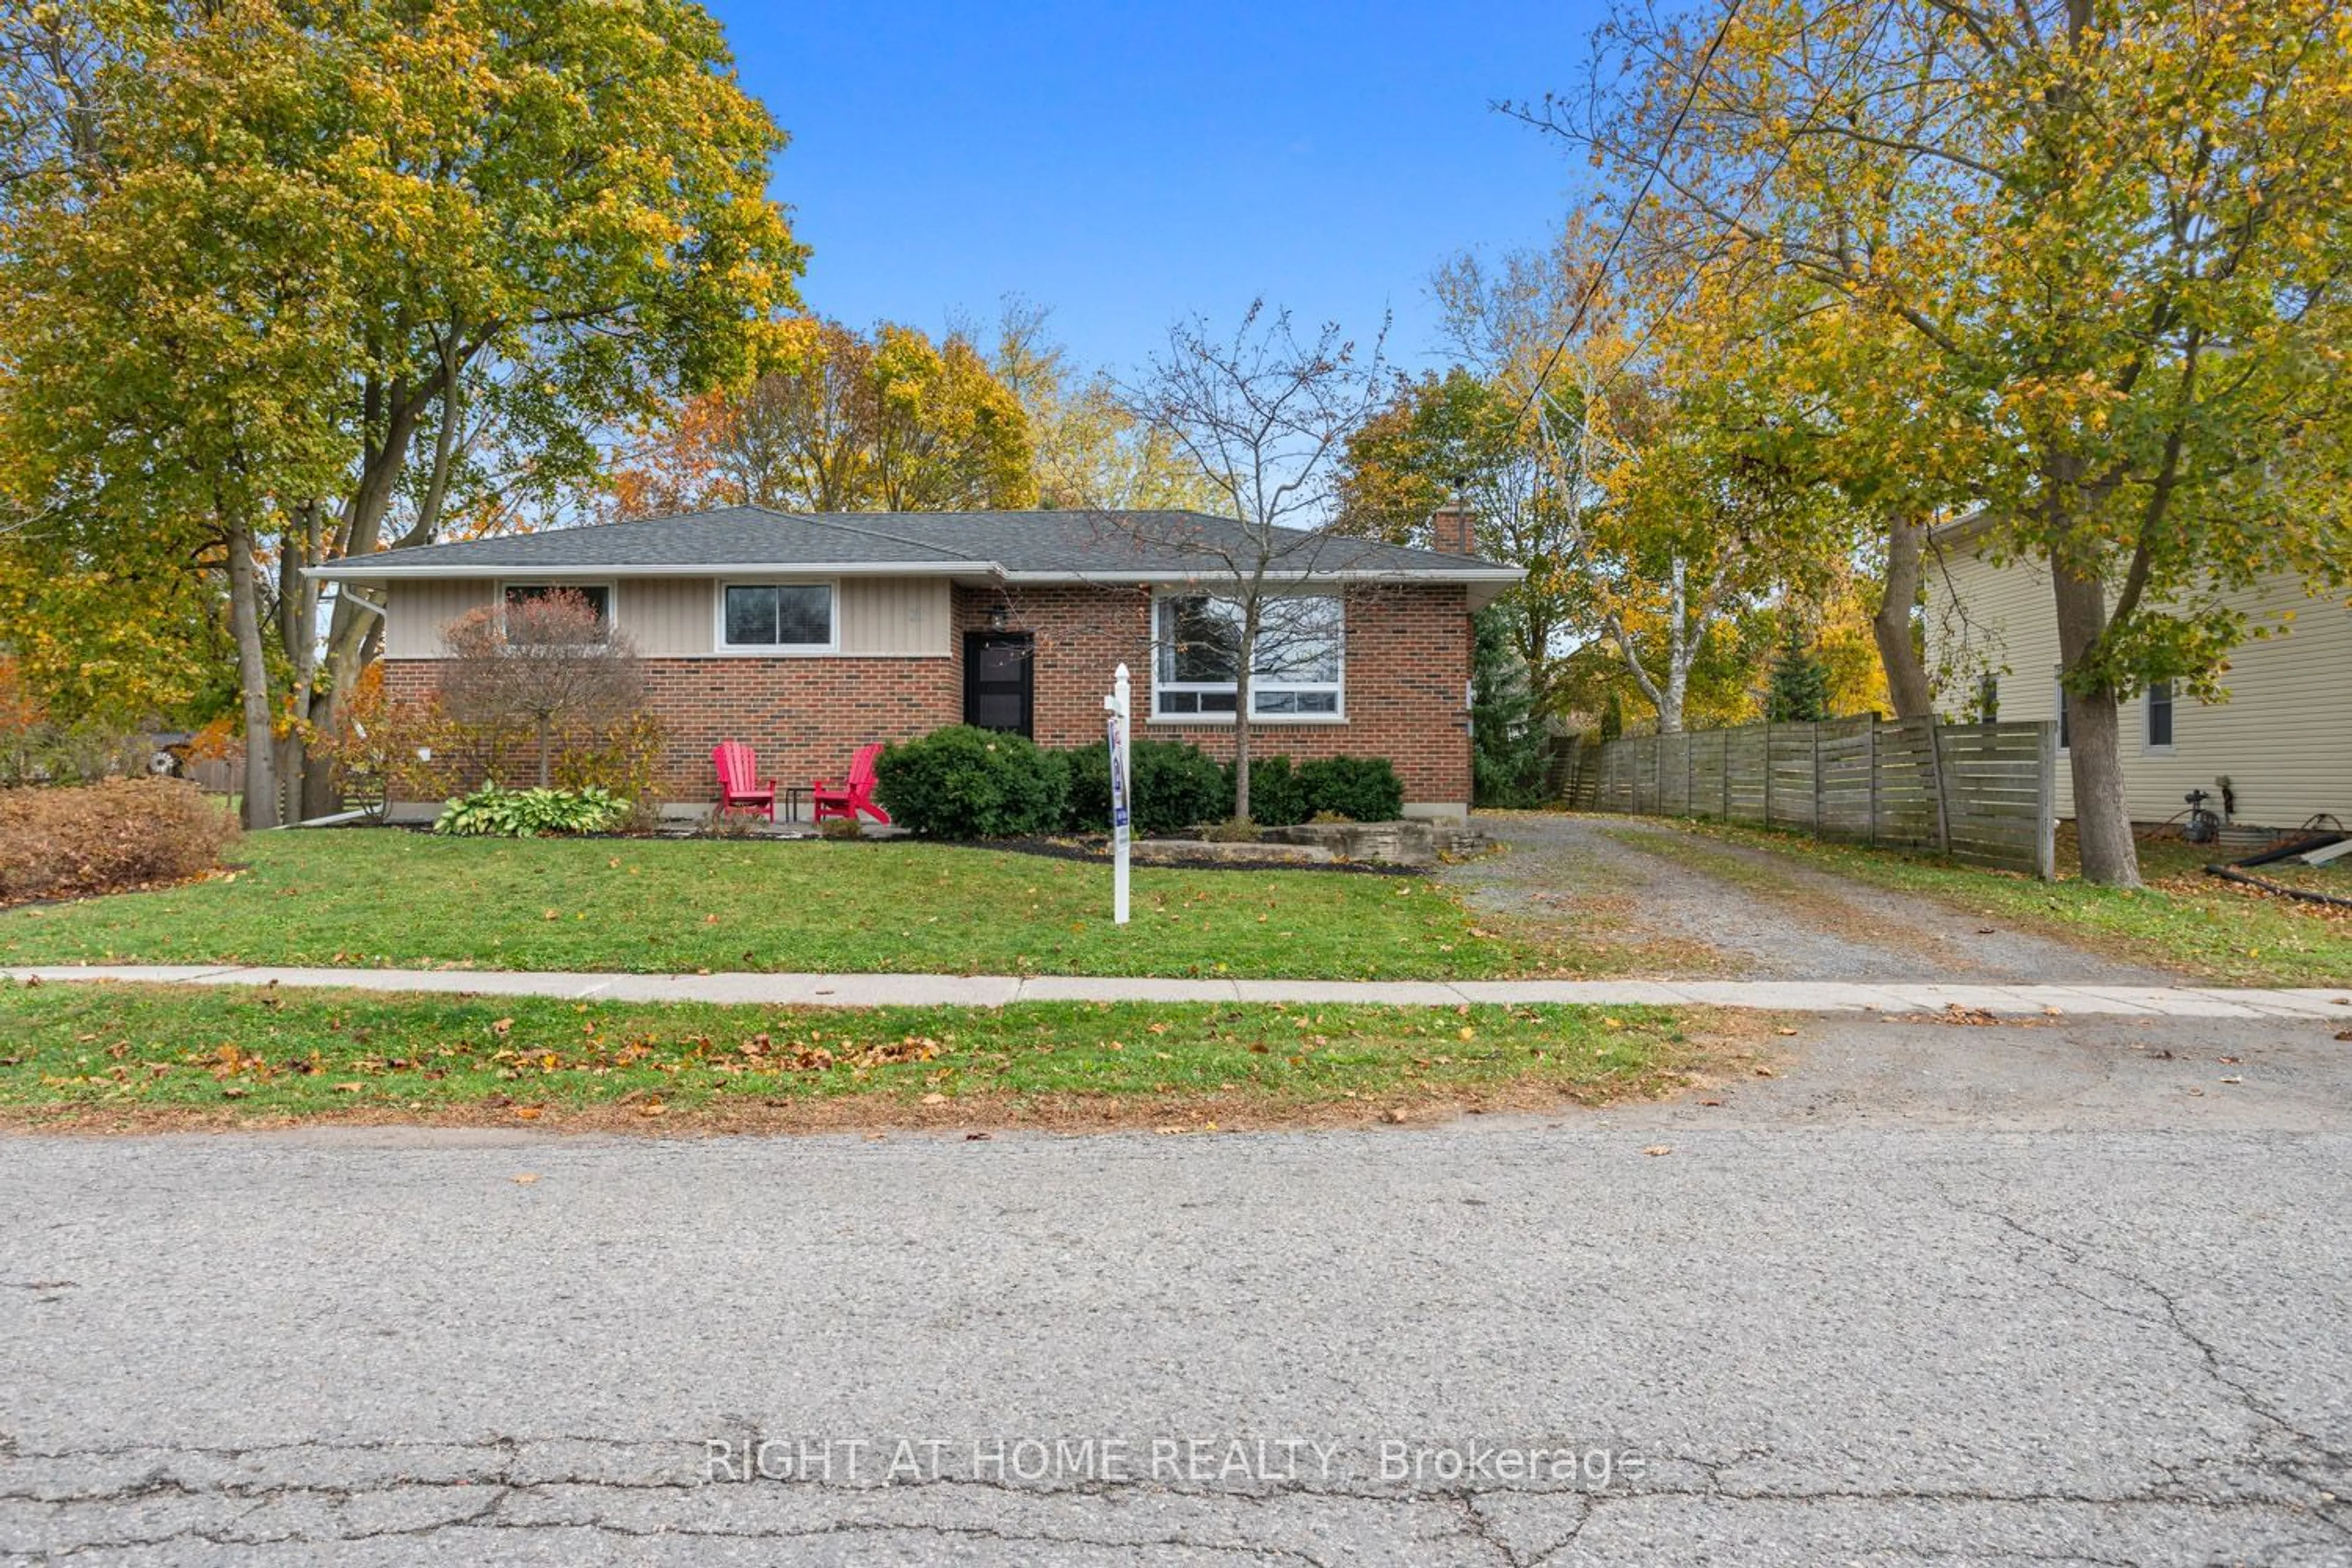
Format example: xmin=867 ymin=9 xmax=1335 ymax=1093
xmin=7 ymin=963 xmax=2350 ymax=1019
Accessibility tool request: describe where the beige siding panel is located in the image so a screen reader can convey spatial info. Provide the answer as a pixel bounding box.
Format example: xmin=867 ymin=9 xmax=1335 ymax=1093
xmin=382 ymin=579 xmax=492 ymax=659
xmin=616 ymin=577 xmax=714 ymax=657
xmin=840 ymin=576 xmax=950 ymax=656
xmin=386 ymin=575 xmax=952 ymax=660
xmin=1928 ymin=548 xmax=2352 ymax=827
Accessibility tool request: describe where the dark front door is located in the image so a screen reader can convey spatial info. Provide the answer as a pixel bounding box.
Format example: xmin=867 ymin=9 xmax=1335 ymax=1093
xmin=964 ymin=632 xmax=1034 ymax=737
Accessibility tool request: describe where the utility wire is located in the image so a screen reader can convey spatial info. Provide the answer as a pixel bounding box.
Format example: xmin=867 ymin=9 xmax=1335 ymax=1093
xmin=1509 ymin=0 xmax=1749 ymax=439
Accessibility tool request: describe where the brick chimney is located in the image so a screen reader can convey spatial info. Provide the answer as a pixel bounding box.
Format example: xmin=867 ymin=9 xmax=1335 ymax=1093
xmin=1428 ymin=499 xmax=1476 ymax=557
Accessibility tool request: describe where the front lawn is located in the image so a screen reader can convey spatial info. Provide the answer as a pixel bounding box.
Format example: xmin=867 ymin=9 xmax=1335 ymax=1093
xmin=1675 ymin=819 xmax=2352 ymax=986
xmin=0 ymin=982 xmax=1706 ymax=1129
xmin=0 ymin=829 xmax=1567 ymax=981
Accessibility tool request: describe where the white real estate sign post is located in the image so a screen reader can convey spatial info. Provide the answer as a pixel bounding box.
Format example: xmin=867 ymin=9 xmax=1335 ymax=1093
xmin=1104 ymin=663 xmax=1133 ymax=925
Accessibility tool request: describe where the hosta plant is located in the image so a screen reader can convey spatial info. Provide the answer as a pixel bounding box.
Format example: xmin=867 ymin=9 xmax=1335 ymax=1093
xmin=432 ymin=783 xmax=628 ymax=839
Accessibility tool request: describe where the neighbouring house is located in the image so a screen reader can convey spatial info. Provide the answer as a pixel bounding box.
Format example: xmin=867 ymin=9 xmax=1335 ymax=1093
xmin=1924 ymin=513 xmax=2351 ymax=832
xmin=311 ymin=507 xmax=1522 ymax=820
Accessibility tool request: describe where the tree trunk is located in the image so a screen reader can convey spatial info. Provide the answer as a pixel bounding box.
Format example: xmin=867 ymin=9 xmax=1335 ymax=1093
xmin=2049 ymin=557 xmax=2141 ymax=887
xmin=301 ymin=370 xmax=444 ymax=813
xmin=537 ymin=717 xmax=553 ymax=788
xmin=1658 ymin=653 xmax=1687 ymax=735
xmin=225 ymin=519 xmax=278 ymax=831
xmin=1873 ymin=513 xmax=1936 ymax=720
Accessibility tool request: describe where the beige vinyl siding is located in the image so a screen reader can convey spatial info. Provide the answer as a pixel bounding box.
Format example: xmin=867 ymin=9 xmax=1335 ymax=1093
xmin=614 ymin=577 xmax=709 ymax=655
xmin=381 ymin=579 xmax=493 ymax=658
xmin=838 ymin=576 xmax=949 ymax=656
xmin=1927 ymin=547 xmax=2352 ymax=828
xmin=382 ymin=575 xmax=952 ymax=660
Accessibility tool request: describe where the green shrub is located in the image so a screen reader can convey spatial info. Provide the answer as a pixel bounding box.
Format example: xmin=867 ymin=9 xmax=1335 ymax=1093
xmin=0 ymin=778 xmax=238 ymax=904
xmin=1063 ymin=739 xmax=1229 ymax=837
xmin=1296 ymin=756 xmax=1405 ymax=822
xmin=873 ymin=726 xmax=1069 ymax=839
xmin=1230 ymin=754 xmax=1310 ymax=827
xmin=433 ymin=783 xmax=627 ymax=838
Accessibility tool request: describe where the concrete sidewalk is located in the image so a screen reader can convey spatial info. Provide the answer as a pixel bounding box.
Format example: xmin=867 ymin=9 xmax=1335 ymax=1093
xmin=6 ymin=963 xmax=2350 ymax=1019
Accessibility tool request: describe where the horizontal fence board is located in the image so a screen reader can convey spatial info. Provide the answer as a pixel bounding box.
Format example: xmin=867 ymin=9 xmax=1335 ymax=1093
xmin=1584 ymin=717 xmax=2053 ymax=877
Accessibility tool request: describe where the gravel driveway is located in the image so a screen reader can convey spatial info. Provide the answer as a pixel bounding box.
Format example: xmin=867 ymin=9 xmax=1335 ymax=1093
xmin=1447 ymin=813 xmax=2172 ymax=984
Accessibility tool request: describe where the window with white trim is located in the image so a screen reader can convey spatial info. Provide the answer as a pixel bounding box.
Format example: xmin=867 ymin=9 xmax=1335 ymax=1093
xmin=1153 ymin=593 xmax=1343 ymax=718
xmin=720 ymin=582 xmax=834 ymax=652
xmin=2145 ymin=680 xmax=2175 ymax=751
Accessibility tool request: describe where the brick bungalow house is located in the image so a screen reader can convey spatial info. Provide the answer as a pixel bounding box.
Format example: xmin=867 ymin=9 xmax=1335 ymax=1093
xmin=314 ymin=506 xmax=1521 ymax=820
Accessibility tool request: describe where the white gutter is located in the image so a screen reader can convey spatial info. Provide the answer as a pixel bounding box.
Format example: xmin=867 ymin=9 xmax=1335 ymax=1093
xmin=998 ymin=567 xmax=1526 ymax=585
xmin=305 ymin=560 xmax=1003 ymax=582
xmin=306 ymin=560 xmax=1527 ymax=585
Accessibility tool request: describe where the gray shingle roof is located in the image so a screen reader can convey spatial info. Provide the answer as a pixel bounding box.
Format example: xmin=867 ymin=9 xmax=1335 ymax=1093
xmin=308 ymin=507 xmax=1520 ymax=581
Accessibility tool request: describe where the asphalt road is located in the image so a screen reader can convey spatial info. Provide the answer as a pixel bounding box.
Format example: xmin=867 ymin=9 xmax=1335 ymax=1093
xmin=6 ymin=1014 xmax=2352 ymax=1566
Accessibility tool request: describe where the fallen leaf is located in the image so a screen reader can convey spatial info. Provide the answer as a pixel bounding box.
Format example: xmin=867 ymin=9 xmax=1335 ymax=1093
xmin=1975 ymin=927 xmax=1997 ymax=935
xmin=491 ymin=1018 xmax=513 ymax=1038
xmin=543 ymin=909 xmax=560 ymax=922
xmin=2218 ymin=1076 xmax=2244 ymax=1085
xmin=1458 ymin=1026 xmax=1476 ymax=1041
xmin=1379 ymin=1108 xmax=1406 ymax=1125
xmin=1700 ymin=1098 xmax=1724 ymax=1107
xmin=1753 ymin=1066 xmax=1776 ymax=1077
xmin=513 ymin=1106 xmax=541 ymax=1120
xmin=2218 ymin=1056 xmax=2241 ymax=1065
xmin=920 ymin=1092 xmax=948 ymax=1105
xmin=1774 ymin=1027 xmax=1798 ymax=1036
xmin=1642 ymin=1144 xmax=1673 ymax=1156
xmin=332 ymin=1081 xmax=363 ymax=1093
xmin=638 ymin=1101 xmax=666 ymax=1117
xmin=964 ymin=1131 xmax=992 ymax=1141
xmin=511 ymin=1173 xmax=540 ymax=1185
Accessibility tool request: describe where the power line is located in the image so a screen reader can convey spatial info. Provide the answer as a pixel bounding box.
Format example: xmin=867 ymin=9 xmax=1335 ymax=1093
xmin=1509 ymin=0 xmax=1749 ymax=439
xmin=1580 ymin=0 xmax=1902 ymax=412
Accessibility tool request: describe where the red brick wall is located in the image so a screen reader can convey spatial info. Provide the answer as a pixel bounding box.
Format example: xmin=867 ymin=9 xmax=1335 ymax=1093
xmin=954 ymin=581 xmax=1472 ymax=807
xmin=383 ymin=656 xmax=962 ymax=802
xmin=383 ymin=579 xmax=1474 ymax=809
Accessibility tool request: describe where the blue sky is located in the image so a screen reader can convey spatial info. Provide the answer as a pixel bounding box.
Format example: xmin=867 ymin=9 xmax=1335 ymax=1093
xmin=709 ymin=0 xmax=1607 ymax=382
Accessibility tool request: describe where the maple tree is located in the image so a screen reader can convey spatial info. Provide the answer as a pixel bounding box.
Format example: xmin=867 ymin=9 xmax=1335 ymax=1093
xmin=0 ymin=0 xmax=802 ymax=825
xmin=616 ymin=317 xmax=1036 ymax=517
xmin=1340 ymin=366 xmax=1595 ymax=722
xmin=991 ymin=300 xmax=1223 ymax=512
xmin=1529 ymin=0 xmax=2352 ymax=883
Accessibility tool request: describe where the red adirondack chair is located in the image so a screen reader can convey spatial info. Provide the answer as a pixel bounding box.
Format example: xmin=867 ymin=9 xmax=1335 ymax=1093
xmin=812 ymin=743 xmax=891 ymax=825
xmin=711 ymin=741 xmax=777 ymax=823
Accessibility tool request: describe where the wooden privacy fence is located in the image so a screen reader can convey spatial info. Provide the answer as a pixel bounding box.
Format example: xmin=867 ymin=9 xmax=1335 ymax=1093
xmin=1586 ymin=716 xmax=2057 ymax=878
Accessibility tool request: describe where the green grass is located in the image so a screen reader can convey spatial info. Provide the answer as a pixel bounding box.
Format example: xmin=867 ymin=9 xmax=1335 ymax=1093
xmin=1664 ymin=818 xmax=2352 ymax=986
xmin=0 ymin=982 xmax=1694 ymax=1122
xmin=0 ymin=829 xmax=1558 ymax=981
